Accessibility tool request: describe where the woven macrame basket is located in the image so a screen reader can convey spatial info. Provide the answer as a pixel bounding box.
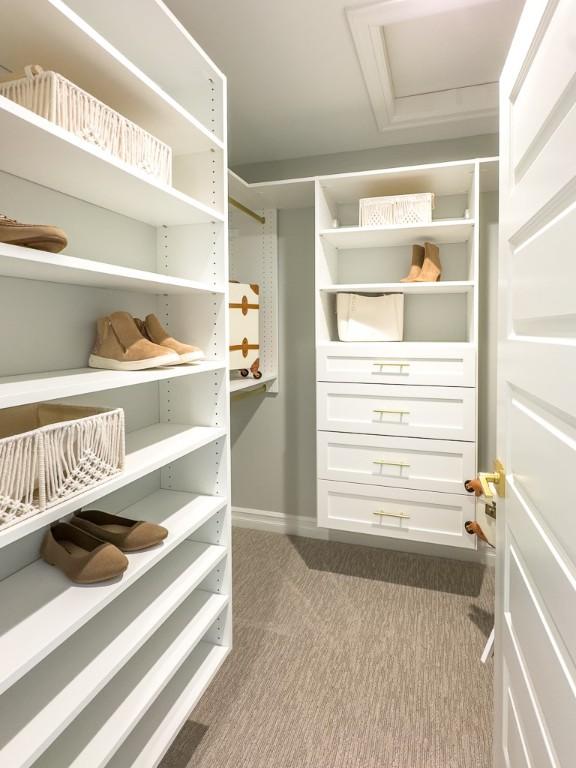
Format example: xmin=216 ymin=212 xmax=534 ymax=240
xmin=0 ymin=403 xmax=125 ymax=531
xmin=0 ymin=65 xmax=172 ymax=184
xmin=359 ymin=193 xmax=434 ymax=227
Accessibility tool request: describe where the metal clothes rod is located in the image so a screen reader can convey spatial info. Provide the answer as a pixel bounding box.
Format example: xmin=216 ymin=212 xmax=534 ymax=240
xmin=228 ymin=196 xmax=265 ymax=224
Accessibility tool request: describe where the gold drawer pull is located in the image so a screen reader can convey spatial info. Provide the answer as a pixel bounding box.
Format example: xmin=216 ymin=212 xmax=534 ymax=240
xmin=373 ymin=510 xmax=411 ymax=519
xmin=373 ymin=460 xmax=410 ymax=467
xmin=373 ymin=408 xmax=410 ymax=415
xmin=372 ymin=361 xmax=410 ymax=368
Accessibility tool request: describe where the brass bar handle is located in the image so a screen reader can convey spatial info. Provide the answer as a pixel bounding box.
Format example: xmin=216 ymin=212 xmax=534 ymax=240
xmin=372 ymin=361 xmax=410 ymax=368
xmin=372 ymin=409 xmax=410 ymax=415
xmin=373 ymin=460 xmax=410 ymax=467
xmin=372 ymin=510 xmax=411 ymax=519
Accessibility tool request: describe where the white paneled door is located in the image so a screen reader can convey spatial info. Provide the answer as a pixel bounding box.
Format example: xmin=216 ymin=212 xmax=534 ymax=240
xmin=496 ymin=1 xmax=576 ymax=766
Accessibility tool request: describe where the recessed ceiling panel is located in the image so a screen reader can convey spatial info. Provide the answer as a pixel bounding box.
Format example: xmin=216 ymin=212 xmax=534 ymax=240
xmin=384 ymin=3 xmax=520 ymax=98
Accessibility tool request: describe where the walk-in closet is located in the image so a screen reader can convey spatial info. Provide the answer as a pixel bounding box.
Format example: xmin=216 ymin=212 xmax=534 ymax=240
xmin=0 ymin=1 xmax=574 ymax=766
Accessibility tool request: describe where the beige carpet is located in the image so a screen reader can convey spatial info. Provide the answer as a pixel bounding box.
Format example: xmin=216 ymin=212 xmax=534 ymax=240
xmin=161 ymin=528 xmax=494 ymax=768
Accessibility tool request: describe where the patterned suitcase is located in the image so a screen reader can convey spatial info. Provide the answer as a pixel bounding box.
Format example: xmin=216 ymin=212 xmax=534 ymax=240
xmin=229 ymin=282 xmax=262 ymax=379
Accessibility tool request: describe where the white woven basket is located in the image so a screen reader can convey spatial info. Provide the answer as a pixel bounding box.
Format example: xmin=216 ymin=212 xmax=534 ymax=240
xmin=359 ymin=193 xmax=434 ymax=227
xmin=0 ymin=403 xmax=125 ymax=531
xmin=0 ymin=65 xmax=172 ymax=184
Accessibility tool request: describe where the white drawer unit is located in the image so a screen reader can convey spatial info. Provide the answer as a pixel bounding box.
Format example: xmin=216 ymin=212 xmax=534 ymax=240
xmin=318 ymin=480 xmax=476 ymax=548
xmin=317 ymin=343 xmax=476 ymax=386
xmin=317 ymin=431 xmax=475 ymax=495
xmin=317 ymin=382 xmax=476 ymax=441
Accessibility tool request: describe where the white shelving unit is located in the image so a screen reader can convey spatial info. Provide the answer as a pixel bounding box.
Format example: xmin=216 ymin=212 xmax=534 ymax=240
xmin=0 ymin=2 xmax=231 ymax=766
xmin=228 ymin=171 xmax=279 ymax=395
xmin=315 ymin=159 xmax=494 ymax=549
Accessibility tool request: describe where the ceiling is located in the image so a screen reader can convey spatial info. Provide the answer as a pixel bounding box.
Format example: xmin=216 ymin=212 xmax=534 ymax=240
xmin=166 ymin=0 xmax=524 ymax=167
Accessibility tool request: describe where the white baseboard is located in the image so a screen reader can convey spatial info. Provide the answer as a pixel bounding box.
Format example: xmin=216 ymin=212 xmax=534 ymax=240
xmin=232 ymin=506 xmax=495 ymax=565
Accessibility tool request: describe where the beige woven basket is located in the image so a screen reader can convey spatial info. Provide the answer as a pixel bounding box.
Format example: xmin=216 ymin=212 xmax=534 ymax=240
xmin=0 ymin=403 xmax=125 ymax=531
xmin=359 ymin=193 xmax=434 ymax=227
xmin=0 ymin=65 xmax=172 ymax=184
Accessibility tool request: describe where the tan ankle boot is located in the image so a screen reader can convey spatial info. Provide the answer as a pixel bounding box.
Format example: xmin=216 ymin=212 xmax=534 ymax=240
xmin=137 ymin=313 xmax=205 ymax=364
xmin=400 ymin=244 xmax=425 ymax=282
xmin=414 ymin=242 xmax=441 ymax=282
xmin=88 ymin=311 xmax=180 ymax=370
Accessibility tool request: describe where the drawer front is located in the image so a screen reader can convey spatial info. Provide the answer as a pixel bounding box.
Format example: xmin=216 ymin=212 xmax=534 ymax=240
xmin=317 ymin=343 xmax=475 ymax=386
xmin=317 ymin=431 xmax=475 ymax=494
xmin=318 ymin=480 xmax=476 ymax=549
xmin=317 ymin=383 xmax=476 ymax=441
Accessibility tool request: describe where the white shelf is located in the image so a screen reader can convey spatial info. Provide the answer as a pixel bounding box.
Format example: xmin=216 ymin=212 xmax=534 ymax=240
xmin=2 ymin=0 xmax=222 ymax=156
xmin=320 ymin=281 xmax=474 ymax=295
xmin=0 ymin=361 xmax=226 ymax=410
xmin=34 ymin=598 xmax=228 ymax=768
xmin=106 ymin=642 xmax=229 ymax=768
xmin=0 ymin=540 xmax=227 ymax=768
xmin=0 ymin=489 xmax=227 ymax=697
xmin=319 ymin=220 xmax=474 ymax=249
xmin=0 ymin=242 xmax=225 ymax=295
xmin=229 ymin=373 xmax=277 ymax=394
xmin=0 ymin=424 xmax=226 ymax=551
xmin=0 ymin=97 xmax=224 ymax=227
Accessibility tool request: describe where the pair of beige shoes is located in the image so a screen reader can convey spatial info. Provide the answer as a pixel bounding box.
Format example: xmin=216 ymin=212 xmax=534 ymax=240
xmin=401 ymin=242 xmax=442 ymax=282
xmin=41 ymin=509 xmax=168 ymax=584
xmin=89 ymin=311 xmax=204 ymax=371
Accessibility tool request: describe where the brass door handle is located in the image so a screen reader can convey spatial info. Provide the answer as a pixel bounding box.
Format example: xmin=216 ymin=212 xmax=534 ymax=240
xmin=478 ymin=460 xmax=506 ymax=499
xmin=373 ymin=510 xmax=410 ymax=519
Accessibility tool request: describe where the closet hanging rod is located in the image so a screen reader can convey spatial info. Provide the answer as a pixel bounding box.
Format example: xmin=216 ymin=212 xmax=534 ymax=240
xmin=228 ymin=196 xmax=266 ymax=224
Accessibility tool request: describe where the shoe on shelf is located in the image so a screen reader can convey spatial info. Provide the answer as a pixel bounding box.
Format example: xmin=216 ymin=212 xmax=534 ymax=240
xmin=400 ymin=244 xmax=425 ymax=282
xmin=72 ymin=509 xmax=168 ymax=552
xmin=0 ymin=213 xmax=68 ymax=253
xmin=135 ymin=313 xmax=205 ymax=364
xmin=414 ymin=241 xmax=442 ymax=282
xmin=88 ymin=311 xmax=180 ymax=371
xmin=40 ymin=522 xmax=128 ymax=584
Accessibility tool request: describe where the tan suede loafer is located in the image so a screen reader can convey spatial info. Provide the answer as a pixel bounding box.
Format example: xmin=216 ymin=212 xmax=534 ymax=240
xmin=0 ymin=213 xmax=68 ymax=253
xmin=72 ymin=509 xmax=168 ymax=552
xmin=40 ymin=522 xmax=129 ymax=584
xmin=135 ymin=313 xmax=205 ymax=364
xmin=88 ymin=311 xmax=180 ymax=370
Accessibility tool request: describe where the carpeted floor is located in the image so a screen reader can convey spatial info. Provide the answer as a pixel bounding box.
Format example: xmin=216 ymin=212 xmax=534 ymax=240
xmin=161 ymin=528 xmax=494 ymax=768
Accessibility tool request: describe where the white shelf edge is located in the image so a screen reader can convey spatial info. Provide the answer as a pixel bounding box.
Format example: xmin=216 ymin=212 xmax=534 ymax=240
xmin=0 ymin=489 xmax=228 ymax=697
xmin=0 ymin=534 xmax=227 ymax=768
xmin=0 ymin=361 xmax=226 ymax=410
xmin=48 ymin=0 xmax=224 ymax=155
xmin=319 ymin=281 xmax=474 ymax=294
xmin=0 ymin=423 xmax=227 ymax=551
xmin=0 ymin=97 xmax=225 ymax=226
xmin=32 ymin=597 xmax=229 ymax=768
xmin=319 ymin=219 xmax=475 ymax=237
xmin=229 ymin=373 xmax=277 ymax=394
xmin=106 ymin=642 xmax=230 ymax=768
xmin=0 ymin=242 xmax=225 ymax=296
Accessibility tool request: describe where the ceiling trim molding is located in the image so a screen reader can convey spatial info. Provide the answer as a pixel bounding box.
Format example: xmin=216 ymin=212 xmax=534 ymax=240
xmin=347 ymin=0 xmax=502 ymax=132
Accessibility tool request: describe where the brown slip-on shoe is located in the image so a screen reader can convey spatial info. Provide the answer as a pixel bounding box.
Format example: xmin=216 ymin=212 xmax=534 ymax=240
xmin=136 ymin=313 xmax=205 ymax=364
xmin=88 ymin=311 xmax=180 ymax=370
xmin=72 ymin=509 xmax=168 ymax=552
xmin=40 ymin=522 xmax=129 ymax=584
xmin=0 ymin=213 xmax=68 ymax=253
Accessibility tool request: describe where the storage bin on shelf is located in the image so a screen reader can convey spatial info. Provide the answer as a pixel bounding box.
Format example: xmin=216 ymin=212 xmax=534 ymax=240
xmin=359 ymin=192 xmax=434 ymax=226
xmin=229 ymin=281 xmax=262 ymax=379
xmin=336 ymin=293 xmax=404 ymax=342
xmin=0 ymin=65 xmax=172 ymax=184
xmin=0 ymin=403 xmax=125 ymax=531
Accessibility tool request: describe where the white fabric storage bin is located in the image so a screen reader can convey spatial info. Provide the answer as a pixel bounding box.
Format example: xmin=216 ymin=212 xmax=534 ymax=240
xmin=0 ymin=403 xmax=125 ymax=531
xmin=336 ymin=293 xmax=404 ymax=342
xmin=359 ymin=193 xmax=434 ymax=226
xmin=0 ymin=65 xmax=172 ymax=184
xmin=229 ymin=282 xmax=260 ymax=376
